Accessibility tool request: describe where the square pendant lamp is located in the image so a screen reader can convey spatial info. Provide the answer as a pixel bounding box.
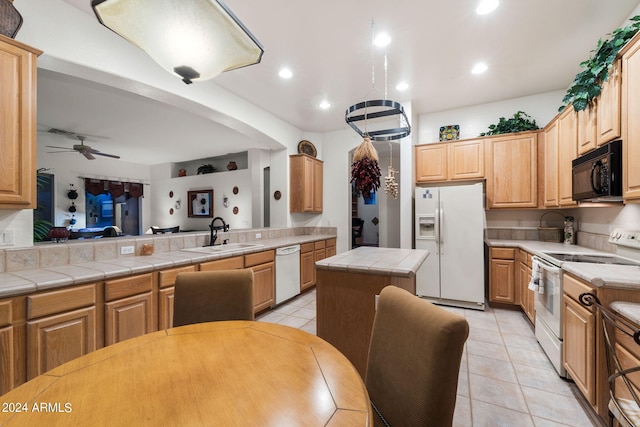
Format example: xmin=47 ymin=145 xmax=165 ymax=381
xmin=91 ymin=0 xmax=264 ymax=84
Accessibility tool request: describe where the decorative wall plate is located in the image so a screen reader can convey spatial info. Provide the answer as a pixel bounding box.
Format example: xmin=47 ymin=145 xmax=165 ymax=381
xmin=297 ymin=140 xmax=317 ymax=157
xmin=273 ymin=190 xmax=281 ymax=200
xmin=439 ymin=125 xmax=460 ymax=141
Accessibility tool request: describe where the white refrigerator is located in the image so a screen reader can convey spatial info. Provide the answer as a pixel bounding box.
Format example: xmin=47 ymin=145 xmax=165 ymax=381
xmin=415 ymin=183 xmax=485 ymax=310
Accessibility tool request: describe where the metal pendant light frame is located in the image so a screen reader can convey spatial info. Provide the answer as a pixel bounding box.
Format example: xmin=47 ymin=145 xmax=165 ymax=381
xmin=345 ymin=99 xmax=411 ymax=141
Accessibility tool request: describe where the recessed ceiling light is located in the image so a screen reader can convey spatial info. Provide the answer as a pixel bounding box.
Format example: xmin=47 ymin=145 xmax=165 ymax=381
xmin=319 ymin=100 xmax=331 ymax=110
xmin=471 ymin=62 xmax=488 ymax=74
xmin=396 ymin=81 xmax=410 ymax=91
xmin=476 ymin=0 xmax=499 ymax=15
xmin=374 ymin=33 xmax=391 ymax=47
xmin=278 ymin=68 xmax=293 ymax=79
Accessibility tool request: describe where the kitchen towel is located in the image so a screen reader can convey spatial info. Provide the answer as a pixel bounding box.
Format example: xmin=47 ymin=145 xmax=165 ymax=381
xmin=528 ymin=258 xmax=543 ymax=293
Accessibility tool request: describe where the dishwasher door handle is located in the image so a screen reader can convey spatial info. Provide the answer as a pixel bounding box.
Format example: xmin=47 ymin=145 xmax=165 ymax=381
xmin=276 ymin=245 xmax=300 ymax=256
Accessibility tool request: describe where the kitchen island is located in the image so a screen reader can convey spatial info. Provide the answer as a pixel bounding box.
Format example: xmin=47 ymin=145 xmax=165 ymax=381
xmin=315 ymin=247 xmax=429 ymax=377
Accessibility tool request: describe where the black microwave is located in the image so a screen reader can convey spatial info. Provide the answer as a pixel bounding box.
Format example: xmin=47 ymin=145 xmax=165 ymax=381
xmin=572 ymin=140 xmax=622 ymax=202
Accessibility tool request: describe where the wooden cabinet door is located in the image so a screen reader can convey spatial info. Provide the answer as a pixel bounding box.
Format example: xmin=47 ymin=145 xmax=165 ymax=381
xmin=27 ymin=307 xmax=96 ymax=379
xmin=158 ymin=287 xmax=175 ymax=331
xmin=313 ymin=160 xmax=323 ymax=212
xmin=597 ymin=59 xmax=621 ymax=145
xmin=450 ymin=138 xmax=485 ymax=180
xmin=0 ymin=326 xmax=14 ymax=395
xmin=0 ymin=38 xmax=40 ymax=209
xmin=251 ymin=262 xmax=274 ymax=314
xmin=543 ymin=119 xmax=559 ymax=207
xmin=300 ymin=250 xmax=315 ymax=291
xmin=489 ymin=258 xmax=515 ymax=304
xmin=622 ymin=35 xmax=640 ymax=201
xmin=577 ymin=105 xmax=597 ymax=155
xmin=415 ymin=143 xmax=448 ymax=182
xmin=158 ymin=265 xmax=195 ymax=330
xmin=105 ymin=293 xmax=154 ymax=346
xmin=558 ymin=107 xmax=578 ymax=207
xmin=563 ymin=295 xmax=595 ymax=404
xmin=486 ymin=133 xmax=538 ymax=208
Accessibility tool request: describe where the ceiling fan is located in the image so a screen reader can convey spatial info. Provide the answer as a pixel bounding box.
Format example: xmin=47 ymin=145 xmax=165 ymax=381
xmin=45 ymin=128 xmax=120 ymax=160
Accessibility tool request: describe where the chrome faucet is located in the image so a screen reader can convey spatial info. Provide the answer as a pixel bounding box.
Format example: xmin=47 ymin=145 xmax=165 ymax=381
xmin=208 ymin=217 xmax=229 ymax=246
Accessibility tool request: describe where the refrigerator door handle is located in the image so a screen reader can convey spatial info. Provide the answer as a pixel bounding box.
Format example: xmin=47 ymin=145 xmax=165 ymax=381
xmin=439 ymin=201 xmax=444 ymax=254
xmin=434 ymin=205 xmax=440 ymax=254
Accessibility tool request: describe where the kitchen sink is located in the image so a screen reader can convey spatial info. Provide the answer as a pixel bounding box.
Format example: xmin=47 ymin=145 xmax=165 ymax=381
xmin=182 ymin=243 xmax=264 ymax=254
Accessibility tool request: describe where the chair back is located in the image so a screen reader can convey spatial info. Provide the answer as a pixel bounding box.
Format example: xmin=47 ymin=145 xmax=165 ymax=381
xmin=151 ymin=226 xmax=180 ymax=234
xmin=365 ymin=286 xmax=469 ymax=427
xmin=173 ymin=269 xmax=254 ymax=327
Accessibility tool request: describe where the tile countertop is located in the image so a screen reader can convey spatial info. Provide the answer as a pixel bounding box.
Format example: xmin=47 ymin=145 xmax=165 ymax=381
xmin=610 ymin=301 xmax=640 ymax=326
xmin=314 ymin=246 xmax=429 ymax=278
xmin=0 ymin=234 xmax=335 ymax=299
xmin=486 ymin=239 xmax=640 ymax=289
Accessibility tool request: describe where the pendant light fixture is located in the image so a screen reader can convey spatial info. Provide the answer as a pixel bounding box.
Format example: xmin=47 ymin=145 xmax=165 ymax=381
xmin=345 ymin=21 xmax=410 ymax=141
xmin=91 ymin=0 xmax=264 ymax=84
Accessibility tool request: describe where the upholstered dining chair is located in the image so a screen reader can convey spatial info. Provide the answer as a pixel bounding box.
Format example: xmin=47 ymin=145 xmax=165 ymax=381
xmin=365 ymin=286 xmax=469 ymax=427
xmin=172 ymin=269 xmax=255 ymax=327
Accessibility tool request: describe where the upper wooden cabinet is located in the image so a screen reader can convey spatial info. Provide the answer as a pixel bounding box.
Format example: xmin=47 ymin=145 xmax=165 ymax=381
xmin=558 ymin=107 xmax=578 ymax=207
xmin=485 ymin=132 xmax=538 ymax=209
xmin=290 ymin=154 xmax=323 ymax=213
xmin=621 ymin=32 xmax=640 ymax=202
xmin=0 ymin=36 xmax=42 ymax=209
xmin=596 ymin=59 xmax=621 ymax=145
xmin=542 ymin=118 xmax=559 ymax=207
xmin=577 ymin=104 xmax=598 ymax=155
xmin=415 ymin=138 xmax=484 ymax=183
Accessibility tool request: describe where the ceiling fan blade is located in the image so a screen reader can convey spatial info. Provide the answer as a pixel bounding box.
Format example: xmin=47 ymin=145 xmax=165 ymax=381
xmin=92 ymin=151 xmax=121 ymax=159
xmin=46 ymin=145 xmax=74 ymax=150
xmin=81 ymin=151 xmax=96 ymax=160
xmin=47 ymin=150 xmax=74 ymax=154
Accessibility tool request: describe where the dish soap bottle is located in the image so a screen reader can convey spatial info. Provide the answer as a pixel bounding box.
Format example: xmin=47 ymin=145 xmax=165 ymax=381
xmin=564 ymin=216 xmax=575 ymax=245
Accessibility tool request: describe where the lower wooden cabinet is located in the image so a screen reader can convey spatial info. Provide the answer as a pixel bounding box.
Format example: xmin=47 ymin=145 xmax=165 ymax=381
xmin=516 ymin=250 xmax=535 ymax=323
xmin=245 ymin=250 xmax=275 ymax=314
xmin=325 ymin=238 xmax=336 ymax=258
xmin=489 ymin=247 xmax=515 ymax=304
xmin=562 ymin=274 xmax=596 ymax=404
xmin=25 ymin=284 xmax=97 ymax=380
xmin=104 ymin=274 xmax=155 ymax=346
xmin=300 ymin=242 xmax=315 ymax=291
xmin=158 ymin=265 xmax=196 ymax=330
xmin=0 ymin=326 xmax=13 ymax=395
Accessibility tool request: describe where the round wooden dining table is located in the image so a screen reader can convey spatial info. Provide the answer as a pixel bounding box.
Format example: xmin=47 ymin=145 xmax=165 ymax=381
xmin=0 ymin=321 xmax=372 ymax=426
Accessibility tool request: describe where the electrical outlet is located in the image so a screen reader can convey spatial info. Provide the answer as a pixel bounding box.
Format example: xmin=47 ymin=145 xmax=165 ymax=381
xmin=0 ymin=230 xmax=15 ymax=246
xmin=255 ymin=233 xmax=262 ymax=239
xmin=120 ymin=245 xmax=135 ymax=255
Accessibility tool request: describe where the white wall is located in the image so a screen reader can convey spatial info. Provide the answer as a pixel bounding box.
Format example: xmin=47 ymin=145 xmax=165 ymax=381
xmin=418 ymin=91 xmax=565 ymax=144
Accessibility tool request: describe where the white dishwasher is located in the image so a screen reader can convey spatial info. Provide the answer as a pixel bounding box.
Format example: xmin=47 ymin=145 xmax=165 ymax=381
xmin=274 ymin=245 xmax=301 ymax=305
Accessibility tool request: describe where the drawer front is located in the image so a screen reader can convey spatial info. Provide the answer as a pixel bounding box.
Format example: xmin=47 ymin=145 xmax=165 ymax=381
xmin=325 ymin=238 xmax=336 ymax=248
xmin=158 ymin=265 xmax=196 ymax=288
xmin=301 ymin=242 xmax=315 ymax=253
xmin=615 ymin=319 xmax=640 ymax=361
xmin=516 ymin=249 xmax=528 ymax=263
xmin=105 ymin=273 xmax=153 ymax=302
xmin=563 ymin=273 xmax=593 ymax=303
xmin=199 ymin=256 xmax=244 ymax=271
xmin=314 ymin=240 xmax=326 ymax=250
xmin=491 ymin=247 xmax=515 ymax=260
xmin=245 ymin=250 xmax=275 ymax=268
xmin=27 ymin=285 xmax=96 ymax=320
xmin=0 ymin=300 xmax=12 ymax=327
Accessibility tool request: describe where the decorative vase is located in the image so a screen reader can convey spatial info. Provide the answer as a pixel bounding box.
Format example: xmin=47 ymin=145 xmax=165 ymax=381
xmin=48 ymin=226 xmax=70 ymax=243
xmin=178 ymin=169 xmax=187 ymax=177
xmin=227 ymin=161 xmax=238 ymax=171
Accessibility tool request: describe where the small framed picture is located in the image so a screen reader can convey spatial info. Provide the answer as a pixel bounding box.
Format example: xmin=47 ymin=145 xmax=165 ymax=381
xmin=188 ymin=189 xmax=213 ymax=218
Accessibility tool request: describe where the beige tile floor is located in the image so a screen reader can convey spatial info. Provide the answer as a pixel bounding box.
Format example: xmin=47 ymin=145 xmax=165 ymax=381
xmin=257 ymin=288 xmax=602 ymax=427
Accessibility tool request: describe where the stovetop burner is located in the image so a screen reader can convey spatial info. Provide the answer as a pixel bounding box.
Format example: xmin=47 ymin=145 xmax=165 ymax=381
xmin=541 ymin=252 xmax=640 ymax=266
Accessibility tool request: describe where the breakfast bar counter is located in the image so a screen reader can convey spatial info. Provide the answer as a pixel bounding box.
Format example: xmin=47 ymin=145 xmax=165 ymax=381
xmin=315 ymin=247 xmax=429 ymax=377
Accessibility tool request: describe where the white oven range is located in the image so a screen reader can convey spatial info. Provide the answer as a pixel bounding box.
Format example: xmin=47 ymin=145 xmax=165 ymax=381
xmin=533 ymin=228 xmax=640 ymax=378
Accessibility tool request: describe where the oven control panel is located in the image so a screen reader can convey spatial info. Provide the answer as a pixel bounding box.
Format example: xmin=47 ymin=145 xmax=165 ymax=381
xmin=609 ymin=229 xmax=640 ymax=249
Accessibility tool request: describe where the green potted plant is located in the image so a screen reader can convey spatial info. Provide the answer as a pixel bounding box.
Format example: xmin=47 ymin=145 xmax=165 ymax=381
xmin=479 ymin=111 xmax=539 ymax=136
xmin=560 ymin=15 xmax=640 ymax=112
xmin=197 ymin=164 xmax=216 ymax=174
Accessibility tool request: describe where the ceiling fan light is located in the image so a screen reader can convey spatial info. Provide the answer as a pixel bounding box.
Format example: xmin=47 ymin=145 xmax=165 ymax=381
xmin=91 ymin=0 xmax=264 ymax=84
